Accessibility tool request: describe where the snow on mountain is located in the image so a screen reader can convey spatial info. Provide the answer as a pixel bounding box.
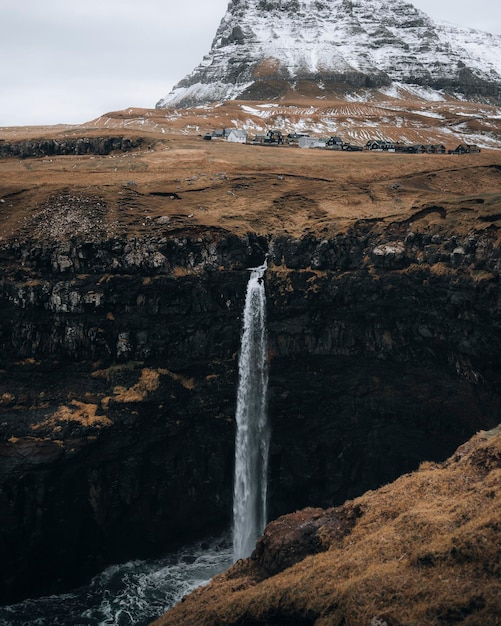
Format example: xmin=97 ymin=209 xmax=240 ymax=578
xmin=157 ymin=0 xmax=501 ymax=108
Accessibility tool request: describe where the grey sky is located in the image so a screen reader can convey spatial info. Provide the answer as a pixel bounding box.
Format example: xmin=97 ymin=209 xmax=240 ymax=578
xmin=1 ymin=0 xmax=500 ymax=127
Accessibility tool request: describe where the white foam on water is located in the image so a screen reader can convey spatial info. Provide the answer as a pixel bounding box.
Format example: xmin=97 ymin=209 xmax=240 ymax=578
xmin=0 ymin=534 xmax=232 ymax=626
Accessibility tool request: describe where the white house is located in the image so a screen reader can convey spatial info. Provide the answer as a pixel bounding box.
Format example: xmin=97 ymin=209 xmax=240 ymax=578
xmin=227 ymin=129 xmax=248 ymax=144
xmin=298 ymin=136 xmax=327 ymax=149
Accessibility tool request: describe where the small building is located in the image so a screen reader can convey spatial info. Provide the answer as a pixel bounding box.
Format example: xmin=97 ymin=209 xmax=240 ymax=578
xmin=449 ymin=143 xmax=481 ymax=154
xmin=396 ymin=144 xmax=424 ymax=153
xmin=432 ymin=144 xmax=447 ymax=154
xmin=227 ymin=129 xmax=248 ymax=144
xmin=366 ymin=140 xmax=396 ymax=152
xmin=299 ymin=136 xmax=327 ymax=149
xmin=326 ymin=136 xmax=344 ymax=149
xmin=264 ymin=130 xmax=284 ymax=144
xmin=421 ymin=144 xmax=446 ymax=154
xmin=450 ymin=144 xmax=469 ymax=154
xmin=287 ymin=132 xmax=309 ymax=145
xmin=251 ymin=134 xmax=267 ymax=144
xmin=211 ymin=129 xmax=225 ymax=139
xmin=287 ymin=132 xmax=308 ymax=140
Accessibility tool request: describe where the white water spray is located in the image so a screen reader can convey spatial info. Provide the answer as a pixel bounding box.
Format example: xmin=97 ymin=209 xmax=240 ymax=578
xmin=232 ymin=260 xmax=270 ymax=562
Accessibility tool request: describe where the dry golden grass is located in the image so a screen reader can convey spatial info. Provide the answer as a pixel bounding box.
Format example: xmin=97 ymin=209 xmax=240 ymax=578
xmin=152 ymin=428 xmax=501 ymax=626
xmin=101 ymin=368 xmax=161 ymax=406
xmin=31 ymin=399 xmax=112 ymax=431
xmin=95 ymin=365 xmax=194 ymax=409
xmin=1 ymin=101 xmax=501 ymax=243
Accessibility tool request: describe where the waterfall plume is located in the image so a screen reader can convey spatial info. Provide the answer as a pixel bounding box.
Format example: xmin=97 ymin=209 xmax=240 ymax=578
xmin=232 ymin=260 xmax=270 ymax=562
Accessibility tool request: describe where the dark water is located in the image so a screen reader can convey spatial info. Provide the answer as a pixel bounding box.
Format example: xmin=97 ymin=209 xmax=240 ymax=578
xmin=0 ymin=534 xmax=232 ymax=626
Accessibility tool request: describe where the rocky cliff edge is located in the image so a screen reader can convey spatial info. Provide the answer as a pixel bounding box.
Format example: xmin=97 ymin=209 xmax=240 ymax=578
xmin=152 ymin=424 xmax=501 ymax=626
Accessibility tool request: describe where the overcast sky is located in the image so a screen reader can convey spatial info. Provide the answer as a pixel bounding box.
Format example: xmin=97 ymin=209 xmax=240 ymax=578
xmin=1 ymin=0 xmax=500 ymax=127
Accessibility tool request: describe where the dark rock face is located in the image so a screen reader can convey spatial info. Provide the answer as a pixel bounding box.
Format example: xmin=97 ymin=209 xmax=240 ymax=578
xmin=0 ymin=136 xmax=144 ymax=159
xmin=1 ymin=225 xmax=500 ymax=603
xmin=252 ymin=503 xmax=363 ymax=577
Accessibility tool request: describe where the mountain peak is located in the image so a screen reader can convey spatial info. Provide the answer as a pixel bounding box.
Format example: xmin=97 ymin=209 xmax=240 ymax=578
xmin=157 ymin=0 xmax=501 ymax=108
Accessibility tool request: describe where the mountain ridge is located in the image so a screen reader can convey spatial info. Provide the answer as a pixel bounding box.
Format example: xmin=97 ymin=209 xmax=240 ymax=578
xmin=157 ymin=0 xmax=501 ymax=109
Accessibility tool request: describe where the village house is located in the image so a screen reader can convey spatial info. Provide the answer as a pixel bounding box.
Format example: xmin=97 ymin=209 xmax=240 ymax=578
xmin=449 ymin=143 xmax=481 ymax=154
xmin=399 ymin=144 xmax=425 ymax=154
xmin=366 ymin=140 xmax=396 ymax=152
xmin=205 ymin=128 xmax=239 ymax=140
xmin=264 ymin=130 xmax=284 ymax=144
xmin=299 ymin=136 xmax=327 ymax=149
xmin=326 ymin=136 xmax=344 ymax=149
xmin=286 ymin=132 xmax=309 ymax=145
xmin=251 ymin=134 xmax=267 ymax=144
xmin=249 ymin=130 xmax=284 ymax=144
xmin=420 ymin=144 xmax=447 ymax=154
xmin=227 ymin=129 xmax=248 ymax=144
xmin=432 ymin=144 xmax=447 ymax=154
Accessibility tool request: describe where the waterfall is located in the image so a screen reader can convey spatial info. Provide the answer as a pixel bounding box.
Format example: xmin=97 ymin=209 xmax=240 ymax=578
xmin=232 ymin=260 xmax=270 ymax=562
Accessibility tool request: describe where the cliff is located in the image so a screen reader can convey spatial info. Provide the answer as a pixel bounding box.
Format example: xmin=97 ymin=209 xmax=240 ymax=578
xmin=152 ymin=424 xmax=501 ymax=626
xmin=1 ymin=126 xmax=501 ymax=604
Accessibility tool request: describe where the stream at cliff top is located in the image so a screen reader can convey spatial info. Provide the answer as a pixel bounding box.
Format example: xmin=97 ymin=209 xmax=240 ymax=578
xmin=0 ymin=534 xmax=232 ymax=626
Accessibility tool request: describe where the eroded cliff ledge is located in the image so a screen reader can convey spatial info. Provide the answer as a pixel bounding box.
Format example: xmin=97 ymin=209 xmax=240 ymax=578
xmin=1 ymin=135 xmax=501 ymax=604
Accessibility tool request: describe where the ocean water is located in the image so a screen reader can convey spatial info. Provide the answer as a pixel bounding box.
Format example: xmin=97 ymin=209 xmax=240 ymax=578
xmin=0 ymin=534 xmax=232 ymax=626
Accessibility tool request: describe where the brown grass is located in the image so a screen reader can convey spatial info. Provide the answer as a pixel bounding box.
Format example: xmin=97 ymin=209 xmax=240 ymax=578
xmin=102 ymin=368 xmax=161 ymax=405
xmin=1 ymin=101 xmax=500 ymax=243
xmin=152 ymin=428 xmax=501 ymax=626
xmin=31 ymin=400 xmax=112 ymax=431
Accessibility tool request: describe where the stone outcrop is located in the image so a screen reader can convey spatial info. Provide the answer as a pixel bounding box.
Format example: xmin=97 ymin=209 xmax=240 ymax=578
xmin=1 ymin=216 xmax=500 ymax=604
xmin=0 ymin=136 xmax=144 ymax=159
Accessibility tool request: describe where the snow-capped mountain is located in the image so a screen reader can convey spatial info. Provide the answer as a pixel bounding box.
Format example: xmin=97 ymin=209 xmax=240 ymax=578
xmin=157 ymin=0 xmax=501 ymax=108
